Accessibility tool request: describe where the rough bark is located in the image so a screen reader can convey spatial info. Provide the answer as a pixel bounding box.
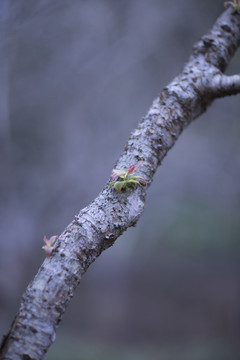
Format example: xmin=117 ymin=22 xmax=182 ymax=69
xmin=1 ymin=7 xmax=240 ymax=360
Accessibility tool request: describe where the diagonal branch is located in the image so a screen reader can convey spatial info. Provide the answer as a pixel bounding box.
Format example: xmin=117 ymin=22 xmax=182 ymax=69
xmin=1 ymin=7 xmax=240 ymax=360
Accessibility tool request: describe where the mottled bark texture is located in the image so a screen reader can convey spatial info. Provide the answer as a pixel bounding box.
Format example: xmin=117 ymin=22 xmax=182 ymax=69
xmin=1 ymin=7 xmax=240 ymax=360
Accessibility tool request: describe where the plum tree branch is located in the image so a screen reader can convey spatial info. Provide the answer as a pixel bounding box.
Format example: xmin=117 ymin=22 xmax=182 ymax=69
xmin=1 ymin=7 xmax=240 ymax=360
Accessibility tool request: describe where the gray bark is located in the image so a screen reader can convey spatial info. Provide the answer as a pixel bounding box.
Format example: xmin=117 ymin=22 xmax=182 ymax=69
xmin=1 ymin=7 xmax=240 ymax=360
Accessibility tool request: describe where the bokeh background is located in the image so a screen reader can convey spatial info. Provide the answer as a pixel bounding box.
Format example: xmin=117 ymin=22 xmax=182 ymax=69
xmin=0 ymin=0 xmax=240 ymax=359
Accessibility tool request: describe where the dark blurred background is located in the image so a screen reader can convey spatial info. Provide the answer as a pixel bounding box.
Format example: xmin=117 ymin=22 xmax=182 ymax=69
xmin=0 ymin=0 xmax=240 ymax=359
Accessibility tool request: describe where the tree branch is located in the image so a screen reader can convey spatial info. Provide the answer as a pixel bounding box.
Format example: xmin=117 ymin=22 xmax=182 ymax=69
xmin=1 ymin=7 xmax=240 ymax=360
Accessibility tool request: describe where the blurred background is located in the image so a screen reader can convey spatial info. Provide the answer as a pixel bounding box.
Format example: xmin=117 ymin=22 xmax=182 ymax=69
xmin=0 ymin=0 xmax=240 ymax=359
